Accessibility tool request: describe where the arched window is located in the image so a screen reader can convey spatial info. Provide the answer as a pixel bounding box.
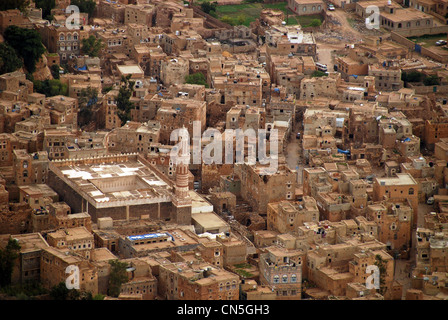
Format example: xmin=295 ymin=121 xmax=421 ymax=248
xmin=273 ymin=275 xmax=280 ymax=283
xmin=67 ymin=33 xmax=72 ymax=40
xmin=291 ymin=274 xmax=297 ymax=283
xmin=409 ymin=188 xmax=414 ymax=195
xmin=282 ymin=275 xmax=288 ymax=283
xmin=59 ymin=34 xmax=65 ymax=41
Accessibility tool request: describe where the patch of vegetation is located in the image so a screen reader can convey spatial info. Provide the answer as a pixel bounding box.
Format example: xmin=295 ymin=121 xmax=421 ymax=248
xmin=0 ymin=0 xmax=30 ymax=13
xmin=50 ymin=64 xmax=61 ymax=80
xmin=402 ymin=71 xmax=441 ymax=86
xmin=81 ymin=35 xmax=105 ymax=58
xmin=116 ymin=75 xmax=135 ymax=125
xmin=108 ymin=260 xmax=129 ymax=297
xmin=0 ymin=43 xmax=23 ymax=75
xmin=408 ymin=33 xmax=448 ymax=48
xmin=423 ymin=75 xmax=440 ymax=86
xmin=33 ymin=79 xmax=68 ymax=97
xmin=35 ymin=0 xmax=56 ymax=21
xmin=311 ymin=70 xmax=327 ymax=77
xmin=234 ymin=263 xmax=252 ymax=269
xmin=298 ymin=15 xmax=323 ymax=27
xmin=102 ymin=86 xmax=114 ymax=94
xmin=212 ymin=2 xmax=301 ymax=27
xmin=49 ymin=282 xmax=95 ymax=300
xmin=185 ymin=72 xmax=209 ymax=87
xmin=3 ymin=26 xmax=46 ymax=74
xmin=235 ymin=269 xmax=254 ymax=278
xmin=0 ymin=282 xmax=48 ymax=299
xmin=78 ymin=87 xmax=98 ymax=126
xmin=0 ymin=238 xmax=21 ymax=288
xmin=347 ymin=18 xmax=356 ymax=28
xmin=71 ymin=0 xmax=96 ymax=19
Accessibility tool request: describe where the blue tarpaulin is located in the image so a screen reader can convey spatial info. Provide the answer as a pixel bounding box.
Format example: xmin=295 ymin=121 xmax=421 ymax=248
xmin=337 ymin=148 xmax=350 ymax=154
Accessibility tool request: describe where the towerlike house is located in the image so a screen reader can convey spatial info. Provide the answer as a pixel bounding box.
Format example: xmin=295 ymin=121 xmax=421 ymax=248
xmin=172 ymin=127 xmax=192 ymax=225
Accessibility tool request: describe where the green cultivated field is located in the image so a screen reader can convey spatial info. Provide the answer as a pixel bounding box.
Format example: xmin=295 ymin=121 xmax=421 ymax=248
xmin=200 ymin=1 xmax=325 ymax=27
xmin=408 ymin=33 xmax=448 ymax=48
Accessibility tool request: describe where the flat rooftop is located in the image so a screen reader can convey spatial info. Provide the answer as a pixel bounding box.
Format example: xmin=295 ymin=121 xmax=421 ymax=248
xmin=381 ymin=8 xmax=434 ymax=22
xmin=191 ymin=211 xmax=230 ymax=231
xmin=375 ymin=173 xmax=417 ymax=186
xmin=52 ymin=155 xmax=173 ymax=208
xmin=11 ymin=233 xmax=49 ymax=253
xmin=117 ymin=65 xmax=144 ymax=75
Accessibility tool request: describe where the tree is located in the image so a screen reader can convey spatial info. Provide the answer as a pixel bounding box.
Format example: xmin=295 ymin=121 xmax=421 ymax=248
xmin=220 ymin=15 xmax=235 ymax=26
xmin=49 ymin=282 xmax=92 ymax=300
xmin=0 ymin=238 xmax=21 ymax=288
xmin=70 ymin=0 xmax=96 ymax=19
xmin=402 ymin=71 xmax=423 ymax=83
xmin=423 ymin=75 xmax=440 ymax=86
xmin=236 ymin=14 xmax=246 ymax=26
xmin=35 ymin=0 xmax=56 ymax=21
xmin=185 ymin=72 xmax=209 ymax=87
xmin=0 ymin=43 xmax=23 ymax=75
xmin=108 ymin=260 xmax=128 ymax=297
xmin=116 ymin=75 xmax=135 ymax=125
xmin=78 ymin=87 xmax=98 ymax=109
xmin=3 ymin=26 xmax=46 ymax=74
xmin=81 ymin=35 xmax=104 ymax=57
xmin=308 ymin=19 xmax=322 ymax=27
xmin=311 ymin=70 xmax=327 ymax=77
xmin=33 ymin=79 xmax=68 ymax=97
xmin=200 ymin=2 xmax=217 ymax=14
xmin=0 ymin=0 xmax=30 ymax=13
xmin=78 ymin=87 xmax=98 ymax=127
xmin=93 ymin=293 xmax=105 ymax=300
xmin=50 ymin=64 xmax=61 ymax=80
xmin=50 ymin=282 xmax=70 ymax=300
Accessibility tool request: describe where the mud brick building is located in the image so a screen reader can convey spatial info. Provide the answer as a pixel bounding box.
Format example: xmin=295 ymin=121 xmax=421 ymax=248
xmin=38 ymin=24 xmax=85 ymax=63
xmin=373 ymin=173 xmax=419 ymax=226
xmin=259 ymin=245 xmax=303 ymax=300
xmin=10 ymin=233 xmax=49 ymax=285
xmin=0 ymin=71 xmax=33 ymax=103
xmin=265 ymin=25 xmax=317 ymax=58
xmin=47 ymin=153 xmax=192 ymax=225
xmin=124 ymin=4 xmax=155 ymax=26
xmin=118 ymin=258 xmax=158 ymax=300
xmin=107 ymin=121 xmax=161 ymax=154
xmin=40 ymin=246 xmax=98 ymax=294
xmin=46 ymin=226 xmax=94 ymax=259
xmin=46 ymin=95 xmax=79 ymax=129
xmin=155 ymin=97 xmax=206 ymax=144
xmin=236 ymin=163 xmax=298 ymax=215
xmin=98 ymin=89 xmax=121 ymax=130
xmin=267 ymin=197 xmax=319 ymax=233
xmin=367 ymin=202 xmax=412 ymax=257
xmin=158 ymin=259 xmax=240 ymax=300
